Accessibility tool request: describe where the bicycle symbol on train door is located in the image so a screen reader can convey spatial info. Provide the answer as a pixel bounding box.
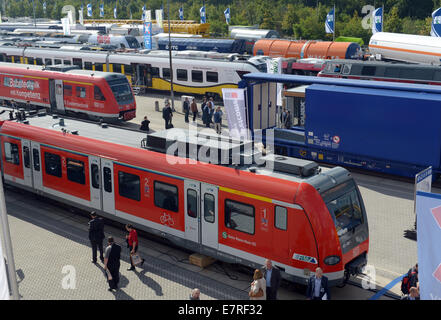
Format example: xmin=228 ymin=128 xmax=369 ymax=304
xmin=160 ymin=212 xmax=175 ymax=227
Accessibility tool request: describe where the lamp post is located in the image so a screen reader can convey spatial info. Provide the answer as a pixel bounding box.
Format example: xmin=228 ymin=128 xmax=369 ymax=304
xmin=167 ymin=0 xmax=175 ymax=111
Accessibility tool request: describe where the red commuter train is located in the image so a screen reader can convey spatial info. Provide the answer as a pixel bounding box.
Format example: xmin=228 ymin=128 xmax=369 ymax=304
xmin=0 ymin=62 xmax=136 ymax=122
xmin=0 ymin=117 xmax=369 ymax=286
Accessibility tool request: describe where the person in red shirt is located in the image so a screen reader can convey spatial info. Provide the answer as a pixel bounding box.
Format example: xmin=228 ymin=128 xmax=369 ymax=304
xmin=125 ymin=224 xmax=144 ymax=271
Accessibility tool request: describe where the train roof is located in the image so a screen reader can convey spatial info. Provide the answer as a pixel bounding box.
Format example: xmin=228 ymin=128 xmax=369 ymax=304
xmin=323 ymin=59 xmax=441 ymax=69
xmin=0 ymin=115 xmax=349 ymax=204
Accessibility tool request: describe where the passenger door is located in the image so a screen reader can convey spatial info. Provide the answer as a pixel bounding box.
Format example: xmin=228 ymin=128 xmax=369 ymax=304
xmin=55 ymin=79 xmax=65 ymax=113
xmin=201 ymin=183 xmax=219 ymax=250
xmin=101 ymin=159 xmax=115 ymax=215
xmin=184 ymin=180 xmax=200 ymax=244
xmin=21 ymin=139 xmax=33 ymax=188
xmin=89 ymin=156 xmax=102 ymax=211
xmin=31 ymin=142 xmax=43 ymax=191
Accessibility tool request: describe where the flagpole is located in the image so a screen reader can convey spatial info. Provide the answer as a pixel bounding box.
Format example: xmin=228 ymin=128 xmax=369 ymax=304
xmin=0 ymin=177 xmax=19 ymax=300
xmin=333 ymin=4 xmax=335 ymax=42
xmin=382 ymin=4 xmax=384 ymax=32
xmin=167 ymin=0 xmax=175 ymax=112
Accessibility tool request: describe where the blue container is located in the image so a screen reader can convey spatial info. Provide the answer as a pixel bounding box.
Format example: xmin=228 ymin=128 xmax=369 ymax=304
xmin=157 ymin=38 xmax=246 ymax=54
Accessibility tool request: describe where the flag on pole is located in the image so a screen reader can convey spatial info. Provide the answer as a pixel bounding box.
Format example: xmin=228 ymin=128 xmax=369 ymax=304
xmin=87 ymin=3 xmax=92 ymax=17
xmin=156 ymin=9 xmax=163 ymax=28
xmin=372 ymin=7 xmax=383 ymax=34
xmin=325 ymin=7 xmax=335 ymax=34
xmin=200 ymin=6 xmax=206 ymax=24
xmin=99 ymin=3 xmax=104 ymax=18
xmin=179 ymin=7 xmax=184 ymax=21
xmin=43 ymin=2 xmax=47 ymax=13
xmin=145 ymin=10 xmax=151 ymax=22
xmin=142 ymin=5 xmax=146 ymax=20
xmin=431 ymin=7 xmax=441 ymax=37
xmin=224 ymin=8 xmax=230 ymax=25
xmin=114 ymin=6 xmax=117 ymax=19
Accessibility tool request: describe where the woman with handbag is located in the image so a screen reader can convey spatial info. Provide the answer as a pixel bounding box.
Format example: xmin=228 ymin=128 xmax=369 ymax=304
xmin=249 ymin=269 xmax=266 ymax=300
xmin=125 ymin=224 xmax=145 ymax=271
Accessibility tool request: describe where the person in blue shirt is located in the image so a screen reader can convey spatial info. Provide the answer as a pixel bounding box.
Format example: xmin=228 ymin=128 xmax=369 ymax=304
xmin=213 ymin=107 xmax=223 ymax=134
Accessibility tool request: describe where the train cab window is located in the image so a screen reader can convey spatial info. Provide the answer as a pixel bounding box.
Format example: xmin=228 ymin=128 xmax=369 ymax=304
xmin=54 ymin=59 xmax=62 ymax=65
xmin=4 ymin=142 xmax=20 ymax=165
xmin=151 ymin=67 xmax=160 ymax=77
xmin=177 ymin=69 xmax=188 ymax=81
xmin=45 ymin=58 xmax=52 ymax=66
xmin=206 ymin=72 xmax=218 ymax=83
xmin=76 ymin=86 xmax=87 ymax=99
xmin=84 ymin=62 xmax=93 ymax=70
xmin=64 ymin=85 xmax=73 ymax=96
xmin=67 ymin=158 xmax=85 ymax=185
xmin=103 ymin=167 xmax=112 ymax=192
xmin=192 ymin=70 xmax=203 ymax=83
xmin=118 ymin=171 xmax=140 ymax=201
xmin=73 ymin=58 xmax=82 ymax=68
xmin=63 ymin=60 xmax=71 ymax=65
xmin=44 ymin=152 xmax=62 ymax=178
xmin=33 ymin=149 xmax=40 ymax=171
xmin=36 ymin=58 xmax=43 ymax=65
xmin=91 ymin=164 xmax=100 ymax=189
xmin=275 ymin=206 xmax=287 ymax=231
xmin=113 ymin=64 xmax=122 ymax=73
xmin=162 ymin=68 xmax=171 ymax=80
xmin=187 ymin=189 xmax=198 ymax=218
xmin=204 ymin=194 xmax=215 ymax=223
xmin=225 ymin=199 xmax=255 ymax=235
xmin=23 ymin=146 xmax=30 ymax=168
xmin=94 ymin=86 xmax=105 ymax=101
xmin=95 ymin=63 xmax=104 ymax=72
xmin=154 ymin=181 xmax=178 ymax=212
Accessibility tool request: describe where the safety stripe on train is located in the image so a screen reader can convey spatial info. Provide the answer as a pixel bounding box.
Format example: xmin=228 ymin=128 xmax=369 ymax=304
xmin=369 ymin=44 xmax=441 ymax=57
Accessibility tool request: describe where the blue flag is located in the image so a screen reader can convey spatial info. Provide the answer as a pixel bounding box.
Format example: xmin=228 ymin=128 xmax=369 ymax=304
xmin=99 ymin=4 xmax=104 ymax=18
xmin=114 ymin=6 xmax=117 ymax=19
xmin=87 ymin=3 xmax=92 ymax=17
xmin=224 ymin=8 xmax=230 ymax=25
xmin=179 ymin=7 xmax=184 ymax=21
xmin=43 ymin=2 xmax=46 ymax=12
xmin=432 ymin=8 xmax=441 ymax=37
xmin=372 ymin=7 xmax=383 ymax=34
xmin=143 ymin=22 xmax=153 ymax=50
xmin=200 ymin=6 xmax=206 ymax=24
xmin=142 ymin=5 xmax=146 ymax=20
xmin=325 ymin=8 xmax=335 ymax=34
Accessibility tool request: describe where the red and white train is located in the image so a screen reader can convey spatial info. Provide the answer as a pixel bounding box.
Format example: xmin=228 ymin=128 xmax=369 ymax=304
xmin=0 ymin=62 xmax=136 ymax=122
xmin=0 ymin=117 xmax=369 ymax=286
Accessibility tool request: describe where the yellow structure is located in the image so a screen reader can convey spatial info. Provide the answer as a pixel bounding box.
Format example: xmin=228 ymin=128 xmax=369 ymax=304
xmin=82 ymin=19 xmax=210 ymax=37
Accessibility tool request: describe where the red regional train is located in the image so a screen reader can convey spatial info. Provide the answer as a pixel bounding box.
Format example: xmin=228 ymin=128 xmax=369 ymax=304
xmin=0 ymin=62 xmax=136 ymax=122
xmin=0 ymin=117 xmax=369 ymax=286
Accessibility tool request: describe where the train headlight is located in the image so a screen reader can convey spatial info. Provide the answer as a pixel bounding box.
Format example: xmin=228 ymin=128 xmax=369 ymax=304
xmin=324 ymin=255 xmax=341 ymax=266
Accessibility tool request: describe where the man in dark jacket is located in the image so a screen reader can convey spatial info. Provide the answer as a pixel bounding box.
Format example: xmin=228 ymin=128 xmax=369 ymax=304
xmin=104 ymin=236 xmax=121 ymax=291
xmin=88 ymin=211 xmax=105 ymax=264
xmin=183 ymin=97 xmax=190 ymax=123
xmin=262 ymin=259 xmax=281 ymax=300
xmin=306 ymin=267 xmax=330 ymax=300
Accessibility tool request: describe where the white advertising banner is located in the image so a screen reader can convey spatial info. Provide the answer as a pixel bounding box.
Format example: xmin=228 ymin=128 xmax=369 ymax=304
xmin=222 ymin=88 xmax=249 ymax=140
xmin=414 ymin=167 xmax=432 ymax=214
xmin=266 ymin=58 xmax=283 ymax=106
xmin=61 ymin=17 xmax=71 ymax=36
xmin=145 ymin=10 xmax=152 ymax=23
xmin=0 ymin=236 xmax=10 ymax=300
xmin=156 ymin=9 xmax=163 ymax=28
xmin=78 ymin=9 xmax=84 ymax=25
xmin=416 ymin=191 xmax=441 ymax=300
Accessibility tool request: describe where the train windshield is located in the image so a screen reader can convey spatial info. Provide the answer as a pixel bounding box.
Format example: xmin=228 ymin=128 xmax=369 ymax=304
xmin=107 ymin=77 xmax=134 ymax=105
xmin=248 ymin=56 xmax=268 ymax=73
xmin=322 ymin=180 xmax=364 ymax=237
xmin=125 ymin=36 xmax=140 ymax=49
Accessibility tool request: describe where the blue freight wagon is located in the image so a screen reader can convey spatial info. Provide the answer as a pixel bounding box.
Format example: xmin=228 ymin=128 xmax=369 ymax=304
xmin=240 ymin=73 xmax=441 ymax=178
xmin=156 ymin=38 xmax=246 ymax=54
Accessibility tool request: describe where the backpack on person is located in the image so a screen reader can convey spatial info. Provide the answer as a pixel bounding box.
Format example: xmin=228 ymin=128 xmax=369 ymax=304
xmin=401 ymin=270 xmax=417 ymax=295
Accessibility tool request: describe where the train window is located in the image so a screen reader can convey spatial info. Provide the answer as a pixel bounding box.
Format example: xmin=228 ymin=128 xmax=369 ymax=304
xmin=91 ymin=164 xmax=100 ymax=189
xmin=3 ymin=77 xmax=11 ymax=87
xmin=36 ymin=58 xmax=43 ymax=66
xmin=151 ymin=67 xmax=160 ymax=77
xmin=45 ymin=58 xmax=52 ymax=66
xmin=118 ymin=171 xmax=140 ymax=201
xmin=64 ymin=85 xmax=73 ymax=96
xmin=113 ymin=64 xmax=122 ymax=73
xmin=33 ymin=149 xmax=40 ymax=171
xmin=84 ymin=62 xmax=93 ymax=70
xmin=4 ymin=142 xmax=20 ymax=165
xmin=23 ymin=146 xmax=30 ymax=169
xmin=54 ymin=59 xmax=62 ymax=65
xmin=94 ymin=86 xmax=105 ymax=101
xmin=400 ymin=68 xmax=432 ymax=81
xmin=435 ymin=71 xmax=441 ymax=81
xmin=225 ymin=199 xmax=255 ymax=235
xmin=67 ymin=158 xmax=85 ymax=185
xmin=154 ymin=181 xmax=178 ymax=212
xmin=204 ymin=194 xmax=215 ymax=224
xmin=206 ymin=72 xmax=218 ymax=83
xmin=177 ymin=69 xmax=188 ymax=81
xmin=192 ymin=70 xmax=203 ymax=83
xmin=73 ymin=58 xmax=82 ymax=68
xmin=275 ymin=206 xmax=287 ymax=231
xmin=125 ymin=64 xmax=133 ymax=75
xmin=163 ymin=68 xmax=171 ymax=80
xmin=13 ymin=56 xmax=21 ymax=64
xmin=76 ymin=87 xmax=87 ymax=99
xmin=95 ymin=63 xmax=104 ymax=72
xmin=103 ymin=167 xmax=112 ymax=192
xmin=27 ymin=57 xmax=35 ymax=65
xmin=44 ymin=152 xmax=62 ymax=178
xmin=6 ymin=55 xmax=12 ymax=63
xmin=361 ymin=66 xmax=376 ymax=76
xmin=63 ymin=60 xmax=71 ymax=65
xmin=384 ymin=67 xmax=400 ymax=78
xmin=342 ymin=65 xmax=351 ymax=75
xmin=187 ymin=189 xmax=198 ymax=218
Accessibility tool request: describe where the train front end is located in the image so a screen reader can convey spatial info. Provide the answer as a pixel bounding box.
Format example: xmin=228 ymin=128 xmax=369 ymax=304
xmin=104 ymin=74 xmax=137 ymax=121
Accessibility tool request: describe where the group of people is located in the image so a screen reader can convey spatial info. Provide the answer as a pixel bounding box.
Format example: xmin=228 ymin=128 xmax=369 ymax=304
xmin=183 ymin=96 xmax=224 ymax=134
xmin=88 ymin=212 xmax=145 ymax=292
xmin=279 ymin=107 xmax=293 ymax=129
xmin=401 ymin=263 xmax=420 ymax=300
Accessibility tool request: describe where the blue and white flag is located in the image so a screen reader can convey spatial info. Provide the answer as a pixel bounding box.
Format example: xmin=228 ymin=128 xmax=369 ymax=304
xmin=143 ymin=22 xmax=152 ymax=50
xmin=179 ymin=7 xmax=184 ymax=21
xmin=87 ymin=3 xmax=92 ymax=17
xmin=43 ymin=2 xmax=47 ymax=12
xmin=431 ymin=7 xmax=441 ymax=37
xmin=416 ymin=191 xmax=441 ymax=300
xmin=325 ymin=8 xmax=335 ymax=34
xmin=142 ymin=5 xmax=146 ymax=20
xmin=99 ymin=4 xmax=104 ymax=18
xmin=114 ymin=6 xmax=117 ymax=19
xmin=224 ymin=8 xmax=230 ymax=25
xmin=200 ymin=6 xmax=206 ymax=24
xmin=372 ymin=7 xmax=383 ymax=34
